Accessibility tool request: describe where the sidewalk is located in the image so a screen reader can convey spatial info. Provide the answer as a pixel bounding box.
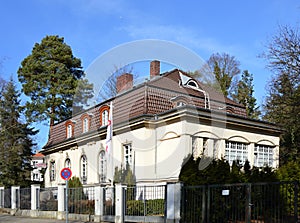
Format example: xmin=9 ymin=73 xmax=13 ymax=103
xmin=0 ymin=214 xmax=90 ymax=223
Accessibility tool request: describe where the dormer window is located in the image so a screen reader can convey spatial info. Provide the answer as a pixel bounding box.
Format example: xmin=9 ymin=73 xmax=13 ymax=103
xmin=186 ymin=79 xmax=199 ymax=88
xmin=179 ymin=71 xmax=199 ymax=89
xmin=99 ymin=105 xmax=110 ymax=127
xmin=170 ymin=96 xmax=189 ymax=108
xmin=67 ymin=124 xmax=72 ymax=138
xmin=81 ymin=114 xmax=91 ymax=133
xmin=65 ymin=120 xmax=75 ymax=139
xmin=177 ymin=101 xmax=186 ymax=107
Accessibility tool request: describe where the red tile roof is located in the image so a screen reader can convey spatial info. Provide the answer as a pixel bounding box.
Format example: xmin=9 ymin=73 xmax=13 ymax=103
xmin=44 ymin=69 xmax=247 ymax=149
xmin=33 ymin=153 xmax=45 ymax=157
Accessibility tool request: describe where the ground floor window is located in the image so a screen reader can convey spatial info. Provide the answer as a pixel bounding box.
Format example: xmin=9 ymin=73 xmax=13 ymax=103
xmin=123 ymin=143 xmax=132 ymax=167
xmin=254 ymin=144 xmax=274 ymax=167
xmin=50 ymin=161 xmax=55 ymax=181
xmin=225 ymin=141 xmax=248 ymax=165
xmin=81 ymin=155 xmax=87 ymax=183
xmin=99 ymin=150 xmax=106 ymax=183
xmin=65 ymin=158 xmax=71 ymax=169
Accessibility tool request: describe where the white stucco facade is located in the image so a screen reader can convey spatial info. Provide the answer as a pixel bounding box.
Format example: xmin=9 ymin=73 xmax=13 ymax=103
xmin=43 ymin=106 xmax=280 ymax=188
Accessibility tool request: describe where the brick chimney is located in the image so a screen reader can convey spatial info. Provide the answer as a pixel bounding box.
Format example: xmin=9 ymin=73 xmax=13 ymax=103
xmin=150 ymin=60 xmax=160 ymax=78
xmin=116 ymin=73 xmax=133 ymax=93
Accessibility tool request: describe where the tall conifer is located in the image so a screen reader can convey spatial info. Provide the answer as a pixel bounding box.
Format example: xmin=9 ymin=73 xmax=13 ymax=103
xmin=0 ymin=79 xmax=37 ymax=187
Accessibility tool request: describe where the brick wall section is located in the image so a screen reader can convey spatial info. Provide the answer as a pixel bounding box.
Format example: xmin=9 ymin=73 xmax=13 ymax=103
xmin=116 ymin=73 xmax=133 ymax=93
xmin=150 ymin=60 xmax=160 ymax=78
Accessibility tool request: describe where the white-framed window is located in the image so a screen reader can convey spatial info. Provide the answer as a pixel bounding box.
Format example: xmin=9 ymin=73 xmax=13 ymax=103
xmin=65 ymin=158 xmax=71 ymax=169
xmin=83 ymin=117 xmax=89 ymax=133
xmin=81 ymin=155 xmax=87 ymax=183
xmin=67 ymin=124 xmax=73 ymax=138
xmin=254 ymin=144 xmax=274 ymax=167
xmin=99 ymin=150 xmax=106 ymax=183
xmin=32 ymin=160 xmax=38 ymax=168
xmin=123 ymin=143 xmax=132 ymax=167
xmin=186 ymin=79 xmax=199 ymax=88
xmin=225 ymin=141 xmax=248 ymax=165
xmin=176 ymin=101 xmax=186 ymax=107
xmin=50 ymin=161 xmax=55 ymax=181
xmin=33 ymin=173 xmax=39 ymax=181
xmin=102 ymin=109 xmax=109 ymax=126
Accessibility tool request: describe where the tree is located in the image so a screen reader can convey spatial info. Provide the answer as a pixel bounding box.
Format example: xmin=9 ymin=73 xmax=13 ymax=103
xmin=114 ymin=164 xmax=136 ymax=185
xmin=17 ymin=35 xmax=94 ymax=127
xmin=68 ymin=176 xmax=83 ymax=188
xmin=262 ymin=25 xmax=300 ymax=163
xmin=206 ymin=53 xmax=241 ymax=97
xmin=0 ymin=79 xmax=37 ymax=187
xmin=179 ymin=156 xmax=278 ymax=185
xmin=0 ymin=59 xmax=7 ymax=95
xmin=232 ymin=70 xmax=261 ymax=119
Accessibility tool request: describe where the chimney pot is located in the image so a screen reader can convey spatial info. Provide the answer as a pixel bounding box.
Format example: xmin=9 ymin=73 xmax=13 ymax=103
xmin=116 ymin=73 xmax=133 ymax=93
xmin=150 ymin=60 xmax=160 ymax=78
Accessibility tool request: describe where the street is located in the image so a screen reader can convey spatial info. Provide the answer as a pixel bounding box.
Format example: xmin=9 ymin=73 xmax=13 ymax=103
xmin=0 ymin=214 xmax=90 ymax=223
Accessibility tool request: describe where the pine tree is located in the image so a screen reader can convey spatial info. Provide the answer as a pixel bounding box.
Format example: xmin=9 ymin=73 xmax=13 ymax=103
xmin=0 ymin=79 xmax=37 ymax=187
xmin=17 ymin=35 xmax=94 ymax=127
xmin=232 ymin=70 xmax=261 ymax=119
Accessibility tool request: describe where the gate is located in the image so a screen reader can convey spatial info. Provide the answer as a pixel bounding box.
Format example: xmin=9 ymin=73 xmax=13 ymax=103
xmin=20 ymin=188 xmax=31 ymax=210
xmin=39 ymin=187 xmax=58 ymax=211
xmin=4 ymin=188 xmax=11 ymax=208
xmin=181 ymin=182 xmax=299 ymax=223
xmin=124 ymin=185 xmax=166 ymax=222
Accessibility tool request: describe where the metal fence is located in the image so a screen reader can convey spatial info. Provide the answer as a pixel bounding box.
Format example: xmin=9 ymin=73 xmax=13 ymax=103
xmin=181 ymin=181 xmax=299 ymax=223
xmin=20 ymin=188 xmax=31 ymax=210
xmin=103 ymin=186 xmax=115 ymax=216
xmin=124 ymin=185 xmax=166 ymax=217
xmin=68 ymin=186 xmax=95 ymax=215
xmin=4 ymin=188 xmax=11 ymax=208
xmin=39 ymin=187 xmax=58 ymax=211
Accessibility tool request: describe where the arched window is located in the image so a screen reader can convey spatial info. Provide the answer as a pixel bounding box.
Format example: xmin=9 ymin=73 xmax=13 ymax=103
xmin=186 ymin=79 xmax=199 ymax=88
xmin=65 ymin=158 xmax=71 ymax=169
xmin=81 ymin=155 xmax=87 ymax=183
xmin=83 ymin=117 xmax=89 ymax=133
xmin=67 ymin=124 xmax=72 ymax=138
xmin=50 ymin=161 xmax=55 ymax=181
xmin=99 ymin=105 xmax=110 ymax=127
xmin=65 ymin=120 xmax=75 ymax=138
xmin=102 ymin=110 xmax=109 ymax=126
xmin=81 ymin=114 xmax=91 ymax=133
xmin=170 ymin=96 xmax=189 ymax=108
xmin=99 ymin=151 xmax=106 ymax=183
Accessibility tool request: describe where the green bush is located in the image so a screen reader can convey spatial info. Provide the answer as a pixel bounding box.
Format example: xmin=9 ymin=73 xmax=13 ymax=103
xmin=68 ymin=199 xmax=95 ymax=214
xmin=126 ymin=199 xmax=165 ymax=216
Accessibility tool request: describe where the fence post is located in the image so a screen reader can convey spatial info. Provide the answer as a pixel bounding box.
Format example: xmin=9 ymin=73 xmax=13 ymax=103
xmin=31 ymin=184 xmax=40 ymax=210
xmin=0 ymin=187 xmax=4 ymax=208
xmin=57 ymin=183 xmax=66 ymax=220
xmin=166 ymin=182 xmax=182 ymax=223
xmin=245 ymin=183 xmax=251 ymax=223
xmin=11 ymin=186 xmax=20 ymax=210
xmin=94 ymin=185 xmax=104 ymax=222
xmin=115 ymin=184 xmax=126 ymax=223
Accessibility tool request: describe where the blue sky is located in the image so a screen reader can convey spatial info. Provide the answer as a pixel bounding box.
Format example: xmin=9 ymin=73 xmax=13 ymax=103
xmin=1 ymin=0 xmax=300 ymax=149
